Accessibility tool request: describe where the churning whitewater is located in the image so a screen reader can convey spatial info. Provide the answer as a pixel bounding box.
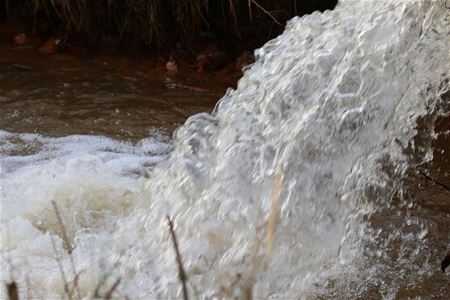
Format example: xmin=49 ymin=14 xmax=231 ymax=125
xmin=1 ymin=0 xmax=450 ymax=298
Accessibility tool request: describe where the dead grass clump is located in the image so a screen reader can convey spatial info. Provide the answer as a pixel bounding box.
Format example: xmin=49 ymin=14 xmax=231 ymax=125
xmin=4 ymin=0 xmax=337 ymax=51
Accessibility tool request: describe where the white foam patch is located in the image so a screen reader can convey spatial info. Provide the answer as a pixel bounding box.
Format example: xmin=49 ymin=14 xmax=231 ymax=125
xmin=0 ymin=130 xmax=172 ymax=176
xmin=1 ymin=130 xmax=171 ymax=298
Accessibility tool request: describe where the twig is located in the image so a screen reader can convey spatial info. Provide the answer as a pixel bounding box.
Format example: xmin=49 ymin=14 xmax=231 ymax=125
xmin=51 ymin=201 xmax=81 ymax=300
xmin=166 ymin=216 xmax=189 ymax=300
xmin=249 ymin=0 xmax=282 ymax=26
xmin=166 ymin=83 xmax=213 ymax=94
xmin=247 ymin=0 xmax=253 ymax=23
xmin=9 ymin=45 xmax=39 ymax=50
xmin=68 ymin=271 xmax=83 ymax=299
xmin=227 ymin=0 xmax=241 ymax=39
xmin=418 ymin=170 xmax=450 ymax=192
xmin=50 ymin=235 xmax=70 ymax=298
xmin=6 ymin=281 xmax=19 ymax=300
xmin=4 ymin=222 xmax=17 ymax=285
xmin=5 ymin=0 xmax=9 ymax=17
xmin=103 ymin=277 xmax=121 ymax=300
xmin=266 ymin=168 xmax=283 ymax=259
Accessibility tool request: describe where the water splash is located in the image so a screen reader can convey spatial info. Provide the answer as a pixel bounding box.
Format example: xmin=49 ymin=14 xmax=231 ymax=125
xmin=1 ymin=0 xmax=449 ymax=298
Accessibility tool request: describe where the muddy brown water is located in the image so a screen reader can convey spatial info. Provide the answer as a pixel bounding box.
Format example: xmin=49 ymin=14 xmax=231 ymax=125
xmin=316 ymin=99 xmax=450 ymax=299
xmin=0 ymin=53 xmax=224 ymax=141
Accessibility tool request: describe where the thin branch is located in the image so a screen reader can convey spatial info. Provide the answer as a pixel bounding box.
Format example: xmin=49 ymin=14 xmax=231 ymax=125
xmin=228 ymin=0 xmax=242 ymax=39
xmin=5 ymin=0 xmax=10 ymax=17
xmin=51 ymin=201 xmax=81 ymax=300
xmin=50 ymin=235 xmax=71 ymax=298
xmin=249 ymin=0 xmax=282 ymax=26
xmin=418 ymin=170 xmax=450 ymax=192
xmin=68 ymin=271 xmax=83 ymax=299
xmin=166 ymin=216 xmax=189 ymax=300
xmin=4 ymin=222 xmax=17 ymax=285
xmin=103 ymin=277 xmax=121 ymax=300
xmin=248 ymin=0 xmax=253 ymax=24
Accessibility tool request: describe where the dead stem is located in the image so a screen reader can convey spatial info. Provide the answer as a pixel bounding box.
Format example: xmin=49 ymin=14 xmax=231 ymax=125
xmin=418 ymin=170 xmax=450 ymax=192
xmin=6 ymin=281 xmax=19 ymax=300
xmin=4 ymin=222 xmax=20 ymax=300
xmin=266 ymin=167 xmax=283 ymax=259
xmin=103 ymin=277 xmax=121 ymax=300
xmin=166 ymin=216 xmax=189 ymax=300
xmin=68 ymin=271 xmax=83 ymax=299
xmin=249 ymin=0 xmax=282 ymax=26
xmin=50 ymin=235 xmax=71 ymax=298
xmin=51 ymin=200 xmax=81 ymax=300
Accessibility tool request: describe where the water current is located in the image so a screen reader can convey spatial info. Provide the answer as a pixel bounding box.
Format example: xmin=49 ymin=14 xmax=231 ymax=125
xmin=1 ymin=0 xmax=450 ymax=299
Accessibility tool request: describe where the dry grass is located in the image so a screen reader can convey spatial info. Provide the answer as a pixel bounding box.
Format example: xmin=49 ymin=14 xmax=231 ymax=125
xmin=4 ymin=0 xmax=334 ymax=50
xmin=50 ymin=200 xmax=81 ymax=300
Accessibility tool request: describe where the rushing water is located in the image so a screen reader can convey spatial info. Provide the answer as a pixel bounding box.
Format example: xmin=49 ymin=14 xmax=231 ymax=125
xmin=1 ymin=0 xmax=450 ymax=299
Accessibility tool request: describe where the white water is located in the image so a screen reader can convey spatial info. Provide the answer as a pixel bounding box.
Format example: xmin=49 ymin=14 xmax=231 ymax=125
xmin=1 ymin=0 xmax=450 ymax=299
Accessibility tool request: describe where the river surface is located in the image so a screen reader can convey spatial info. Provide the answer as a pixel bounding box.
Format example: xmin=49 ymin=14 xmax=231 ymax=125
xmin=0 ymin=49 xmax=223 ymax=140
xmin=1 ymin=0 xmax=450 ymax=299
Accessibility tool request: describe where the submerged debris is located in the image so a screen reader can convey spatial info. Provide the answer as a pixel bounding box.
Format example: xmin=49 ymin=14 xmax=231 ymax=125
xmin=37 ymin=38 xmax=61 ymax=56
xmin=165 ymin=56 xmax=178 ymax=74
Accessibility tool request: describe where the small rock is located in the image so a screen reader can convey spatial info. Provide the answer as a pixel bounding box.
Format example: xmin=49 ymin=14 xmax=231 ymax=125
xmin=166 ymin=56 xmax=178 ymax=74
xmin=13 ymin=32 xmax=27 ymax=45
xmin=37 ymin=38 xmax=60 ymax=55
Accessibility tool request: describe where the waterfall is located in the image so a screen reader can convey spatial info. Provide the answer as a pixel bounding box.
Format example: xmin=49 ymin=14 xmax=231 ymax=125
xmin=1 ymin=0 xmax=449 ymax=298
